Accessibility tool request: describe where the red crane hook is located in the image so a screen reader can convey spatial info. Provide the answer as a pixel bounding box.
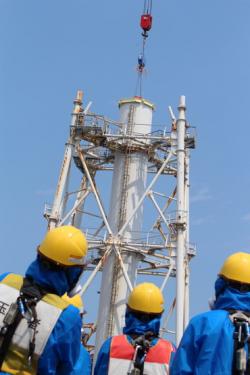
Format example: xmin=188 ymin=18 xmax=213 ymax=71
xmin=140 ymin=0 xmax=153 ymax=37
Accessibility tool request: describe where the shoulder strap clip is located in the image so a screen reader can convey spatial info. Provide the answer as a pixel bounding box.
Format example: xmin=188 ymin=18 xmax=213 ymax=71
xmin=229 ymin=311 xmax=250 ymax=374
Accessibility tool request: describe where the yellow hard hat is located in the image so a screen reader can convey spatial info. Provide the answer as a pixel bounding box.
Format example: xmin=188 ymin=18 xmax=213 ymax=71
xmin=127 ymin=282 xmax=164 ymax=314
xmin=62 ymin=293 xmax=84 ymax=313
xmin=39 ymin=225 xmax=88 ymax=266
xmin=219 ymin=252 xmax=250 ymax=284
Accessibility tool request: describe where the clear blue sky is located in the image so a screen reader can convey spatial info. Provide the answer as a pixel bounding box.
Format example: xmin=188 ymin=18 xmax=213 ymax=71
xmin=1 ymin=0 xmax=250 ymax=334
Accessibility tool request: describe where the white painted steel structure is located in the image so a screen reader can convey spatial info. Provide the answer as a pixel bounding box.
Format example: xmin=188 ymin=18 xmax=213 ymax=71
xmin=95 ymin=98 xmax=153 ymax=352
xmin=175 ymin=96 xmax=187 ymax=344
xmin=45 ymin=91 xmax=196 ymax=354
xmin=48 ymin=91 xmax=83 ymax=230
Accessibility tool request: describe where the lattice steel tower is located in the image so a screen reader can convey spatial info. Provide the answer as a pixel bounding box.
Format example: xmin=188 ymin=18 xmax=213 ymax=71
xmin=44 ymin=90 xmax=196 ymax=355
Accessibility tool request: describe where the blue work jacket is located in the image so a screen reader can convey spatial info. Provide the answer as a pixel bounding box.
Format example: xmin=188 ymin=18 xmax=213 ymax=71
xmin=0 ymin=257 xmax=91 ymax=375
xmin=171 ymin=277 xmax=250 ymax=375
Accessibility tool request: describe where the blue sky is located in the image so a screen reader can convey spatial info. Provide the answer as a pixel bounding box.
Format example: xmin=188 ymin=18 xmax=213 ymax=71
xmin=2 ymin=0 xmax=250 ymax=335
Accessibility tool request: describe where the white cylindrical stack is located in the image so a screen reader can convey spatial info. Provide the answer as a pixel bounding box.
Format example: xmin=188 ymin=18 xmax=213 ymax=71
xmin=94 ymin=97 xmax=154 ymax=356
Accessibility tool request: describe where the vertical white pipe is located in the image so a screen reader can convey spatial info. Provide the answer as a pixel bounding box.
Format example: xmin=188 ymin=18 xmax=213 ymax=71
xmin=70 ymin=177 xmax=87 ymax=228
xmin=184 ymin=150 xmax=190 ymax=327
xmin=176 ymin=95 xmax=186 ymax=345
xmin=48 ymin=91 xmax=83 ymax=229
xmin=48 ymin=144 xmax=73 ymax=229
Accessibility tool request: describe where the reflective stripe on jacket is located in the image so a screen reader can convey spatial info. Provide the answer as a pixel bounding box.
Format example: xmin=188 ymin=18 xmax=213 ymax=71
xmin=0 ymin=274 xmax=68 ymax=375
xmin=108 ymin=335 xmax=174 ymax=375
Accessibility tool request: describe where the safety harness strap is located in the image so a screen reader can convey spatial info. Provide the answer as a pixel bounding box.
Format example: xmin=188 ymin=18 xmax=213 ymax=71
xmin=130 ymin=331 xmax=155 ymax=375
xmin=229 ymin=311 xmax=250 ymax=375
xmin=0 ymin=304 xmax=22 ymax=368
xmin=0 ymin=277 xmax=47 ymax=369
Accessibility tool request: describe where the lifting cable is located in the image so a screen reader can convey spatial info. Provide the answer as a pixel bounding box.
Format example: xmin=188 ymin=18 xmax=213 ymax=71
xmin=135 ymin=0 xmax=153 ymax=97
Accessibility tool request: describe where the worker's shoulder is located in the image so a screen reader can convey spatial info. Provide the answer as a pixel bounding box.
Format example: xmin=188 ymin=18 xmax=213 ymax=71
xmin=155 ymin=338 xmax=175 ymax=353
xmin=58 ymin=303 xmax=82 ymax=327
xmin=158 ymin=337 xmax=175 ymax=348
xmin=51 ymin=303 xmax=82 ymax=342
xmin=0 ymin=272 xmax=12 ymax=282
xmin=189 ymin=309 xmax=229 ymax=328
xmin=99 ymin=336 xmax=113 ymax=352
xmin=0 ymin=272 xmax=23 ymax=285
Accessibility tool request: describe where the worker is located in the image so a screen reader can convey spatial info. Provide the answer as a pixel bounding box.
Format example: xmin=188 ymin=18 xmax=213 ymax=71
xmin=138 ymin=53 xmax=145 ymax=73
xmin=171 ymin=252 xmax=250 ymax=374
xmin=62 ymin=293 xmax=92 ymax=374
xmin=0 ymin=225 xmax=89 ymax=374
xmin=94 ymin=282 xmax=175 ymax=375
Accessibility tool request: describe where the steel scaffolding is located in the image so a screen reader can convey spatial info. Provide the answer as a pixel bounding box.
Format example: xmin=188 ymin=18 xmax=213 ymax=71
xmin=45 ymin=90 xmax=196 ymax=354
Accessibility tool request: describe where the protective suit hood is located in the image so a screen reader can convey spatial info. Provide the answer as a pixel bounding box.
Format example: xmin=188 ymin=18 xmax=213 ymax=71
xmin=214 ymin=276 xmax=250 ymax=312
xmin=25 ymin=256 xmax=82 ymax=296
xmin=123 ymin=309 xmax=161 ymax=336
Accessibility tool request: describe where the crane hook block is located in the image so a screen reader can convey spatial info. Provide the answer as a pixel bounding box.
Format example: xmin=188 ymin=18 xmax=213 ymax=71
xmin=140 ymin=14 xmax=152 ymax=32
